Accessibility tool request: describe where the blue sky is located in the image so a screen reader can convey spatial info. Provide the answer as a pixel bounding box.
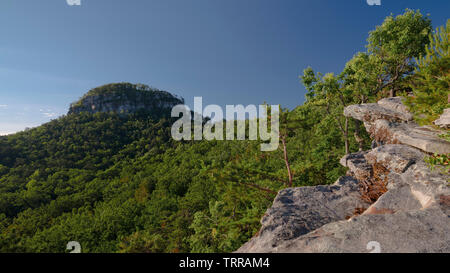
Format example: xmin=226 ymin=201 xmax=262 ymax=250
xmin=0 ymin=0 xmax=449 ymax=135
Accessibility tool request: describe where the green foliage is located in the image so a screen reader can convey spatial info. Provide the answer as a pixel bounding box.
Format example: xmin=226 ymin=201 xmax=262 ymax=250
xmin=341 ymin=52 xmax=381 ymax=102
xmin=439 ymin=131 xmax=450 ymax=142
xmin=340 ymin=10 xmax=432 ymax=102
xmin=301 ymin=67 xmax=371 ymax=155
xmin=404 ymin=19 xmax=450 ymax=125
xmin=339 ymin=10 xmax=432 ymax=100
xmin=0 ymin=89 xmax=355 ymax=252
xmin=368 ymin=9 xmax=431 ymax=60
xmin=425 ymin=154 xmax=450 ymax=174
xmin=366 ymin=9 xmax=432 ymax=97
xmin=188 ymin=200 xmax=259 ymax=253
xmin=82 ymin=82 xmax=181 ymax=102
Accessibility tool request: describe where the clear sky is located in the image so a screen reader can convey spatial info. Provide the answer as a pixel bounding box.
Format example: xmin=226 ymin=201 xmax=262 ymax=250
xmin=0 ymin=0 xmax=449 ymax=135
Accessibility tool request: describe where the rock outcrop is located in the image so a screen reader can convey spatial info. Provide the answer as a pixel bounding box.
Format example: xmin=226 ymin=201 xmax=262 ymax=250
xmin=237 ymin=98 xmax=450 ymax=253
xmin=344 ymin=97 xmax=450 ymax=154
xmin=68 ymin=83 xmax=183 ymax=116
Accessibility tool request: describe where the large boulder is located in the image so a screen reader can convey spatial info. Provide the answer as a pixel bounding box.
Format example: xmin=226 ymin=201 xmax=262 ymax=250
xmin=236 ymin=176 xmax=369 ymax=253
xmin=273 ymin=208 xmax=450 ymax=253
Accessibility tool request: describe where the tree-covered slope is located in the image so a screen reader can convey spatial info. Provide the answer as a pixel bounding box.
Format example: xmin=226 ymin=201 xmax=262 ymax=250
xmin=0 ymin=83 xmax=360 ymax=252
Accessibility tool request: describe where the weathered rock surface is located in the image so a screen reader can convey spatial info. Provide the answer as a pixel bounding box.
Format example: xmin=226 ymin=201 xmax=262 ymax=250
xmin=434 ymin=109 xmax=450 ymax=129
xmin=344 ymin=103 xmax=412 ymax=124
xmin=272 ymin=208 xmax=450 ymax=253
xmin=344 ymin=97 xmax=413 ymax=124
xmin=237 ymin=176 xmax=369 ymax=253
xmin=366 ymin=118 xmax=450 ymax=154
xmin=237 ymin=98 xmax=450 ymax=253
xmin=377 ymin=97 xmax=413 ymax=118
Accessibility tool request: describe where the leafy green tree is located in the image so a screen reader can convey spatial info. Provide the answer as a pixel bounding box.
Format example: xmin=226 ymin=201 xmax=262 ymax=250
xmin=301 ymin=68 xmax=354 ymax=154
xmin=367 ymin=9 xmax=432 ymax=97
xmin=341 ymin=52 xmax=380 ymax=103
xmin=404 ymin=19 xmax=450 ymax=125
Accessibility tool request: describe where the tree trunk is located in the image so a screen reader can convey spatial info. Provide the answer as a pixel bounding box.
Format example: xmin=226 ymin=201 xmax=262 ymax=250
xmin=344 ymin=117 xmax=349 ymax=155
xmin=354 ymin=119 xmax=365 ymax=152
xmin=281 ymin=136 xmax=293 ymax=187
xmin=244 ymin=182 xmax=278 ymax=195
xmin=389 ymin=89 xmax=396 ymax=97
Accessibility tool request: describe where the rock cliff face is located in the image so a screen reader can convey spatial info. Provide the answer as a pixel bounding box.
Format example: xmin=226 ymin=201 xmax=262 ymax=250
xmin=237 ymin=97 xmax=450 ymax=253
xmin=68 ymin=83 xmax=184 ymax=116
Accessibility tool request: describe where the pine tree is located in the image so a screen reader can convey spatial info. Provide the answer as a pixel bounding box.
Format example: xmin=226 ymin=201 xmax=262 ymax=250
xmin=405 ymin=19 xmax=450 ymax=125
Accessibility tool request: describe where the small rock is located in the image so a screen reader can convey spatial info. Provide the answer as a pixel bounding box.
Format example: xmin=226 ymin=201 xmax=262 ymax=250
xmin=434 ymin=109 xmax=450 ymax=129
xmin=339 ymin=152 xmax=372 ymax=181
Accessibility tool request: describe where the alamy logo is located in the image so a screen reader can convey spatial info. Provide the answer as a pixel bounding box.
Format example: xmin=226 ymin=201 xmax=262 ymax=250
xmin=366 ymin=241 xmax=381 ymax=253
xmin=171 ymin=97 xmax=280 ymax=151
xmin=67 ymin=241 xmax=81 ymax=253
xmin=67 ymin=0 xmax=81 ymax=6
xmin=366 ymin=0 xmax=381 ymax=6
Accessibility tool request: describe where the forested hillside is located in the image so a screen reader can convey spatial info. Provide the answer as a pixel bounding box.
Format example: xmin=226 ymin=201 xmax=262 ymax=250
xmin=0 ymin=10 xmax=448 ymax=253
xmin=0 ymin=88 xmax=360 ymax=252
